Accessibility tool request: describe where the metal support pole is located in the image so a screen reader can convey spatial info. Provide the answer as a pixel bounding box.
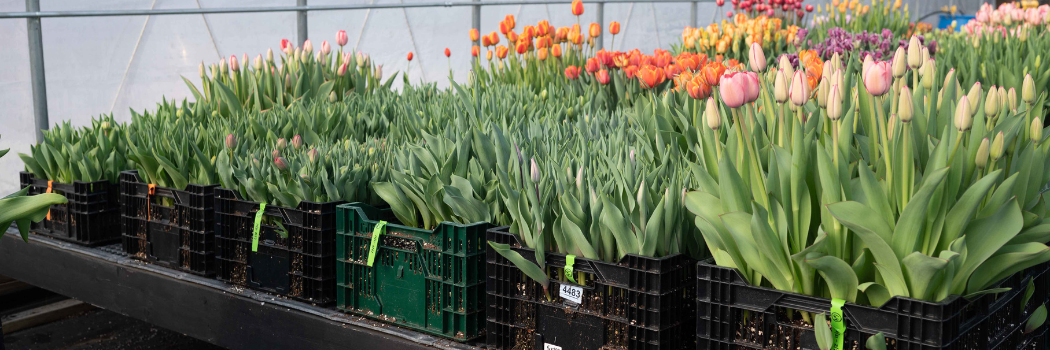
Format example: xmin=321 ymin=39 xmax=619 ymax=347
xmin=26 ymin=0 xmax=47 ymax=143
xmin=471 ymin=0 xmax=480 ymax=47
xmin=690 ymin=1 xmax=696 ymax=28
xmin=596 ymin=2 xmax=604 ymax=49
xmin=297 ymin=0 xmax=307 ymax=46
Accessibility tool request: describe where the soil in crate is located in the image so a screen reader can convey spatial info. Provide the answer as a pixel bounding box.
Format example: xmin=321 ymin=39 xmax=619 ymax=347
xmin=119 ymin=171 xmax=217 ymax=276
xmin=696 ymin=260 xmax=1050 ymax=350
xmin=486 ymin=226 xmax=697 ymax=350
xmin=19 ymin=172 xmax=121 ymax=246
xmin=335 ymin=203 xmax=493 ymax=342
xmin=214 ymin=188 xmax=340 ymax=305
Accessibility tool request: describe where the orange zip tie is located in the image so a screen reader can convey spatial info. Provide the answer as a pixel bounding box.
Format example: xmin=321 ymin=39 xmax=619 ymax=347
xmin=147 ymin=184 xmax=156 ymax=220
xmin=45 ymin=180 xmax=53 ymax=220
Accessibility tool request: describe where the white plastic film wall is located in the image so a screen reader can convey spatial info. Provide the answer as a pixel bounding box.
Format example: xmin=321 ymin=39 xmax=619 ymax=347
xmin=0 ymin=0 xmax=979 ymax=195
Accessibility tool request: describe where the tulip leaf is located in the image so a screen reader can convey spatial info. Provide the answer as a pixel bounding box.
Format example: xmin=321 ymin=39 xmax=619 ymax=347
xmin=814 ymin=312 xmax=833 ymax=350
xmin=807 ymin=254 xmax=859 ymax=303
xmin=488 ymin=241 xmax=549 ymax=292
xmin=858 ymin=282 xmax=892 ymax=307
xmin=953 ymin=198 xmax=1024 ymax=295
xmin=865 ymin=332 xmax=887 ymax=350
xmin=1026 ymin=305 xmax=1047 ymax=334
xmin=560 ymin=213 xmax=598 ymax=260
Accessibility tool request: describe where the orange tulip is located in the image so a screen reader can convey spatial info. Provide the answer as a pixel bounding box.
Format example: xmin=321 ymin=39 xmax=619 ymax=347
xmin=495 ymin=45 xmax=509 ymax=59
xmin=686 ymin=76 xmax=713 ymax=100
xmin=445 ymin=48 xmax=451 ymax=57
xmin=407 ymin=52 xmax=414 ymax=61
xmin=565 ymin=66 xmax=581 ymax=80
xmin=482 ymin=35 xmax=492 ymax=47
xmin=469 ymin=28 xmax=480 ymax=42
xmin=585 ymin=57 xmax=601 ymax=73
xmin=613 ymin=55 xmax=629 ymax=68
xmin=571 ymin=0 xmax=584 ymax=16
xmin=624 ymin=65 xmax=639 ymax=79
xmin=551 ymin=44 xmax=562 ymax=58
xmin=555 ymin=27 xmax=569 ymax=42
xmin=499 ymin=21 xmax=511 ymax=35
xmin=595 ymin=69 xmax=611 ymax=85
xmin=472 ymin=45 xmax=480 ymax=57
xmin=537 ymin=20 xmax=551 ymax=36
xmin=589 ymin=23 xmax=601 ymax=38
xmin=700 ymin=61 xmax=726 ymax=86
xmin=489 ymin=32 xmax=500 ymax=46
xmin=486 ymin=50 xmax=493 ymax=60
xmin=504 ymin=15 xmax=516 ymax=30
xmin=523 ymin=26 xmax=535 ymax=40
xmin=537 ymin=47 xmax=548 ymax=61
xmin=638 ymin=65 xmax=664 ymax=89
xmin=507 ymin=31 xmax=519 ymax=43
xmin=515 ymin=41 xmax=528 ymax=55
xmin=609 ymin=21 xmax=621 ymax=35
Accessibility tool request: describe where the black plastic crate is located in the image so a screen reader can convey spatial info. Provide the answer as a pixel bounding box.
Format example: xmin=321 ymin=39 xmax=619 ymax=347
xmin=119 ymin=171 xmax=218 ymax=276
xmin=696 ymin=260 xmax=1050 ymax=350
xmin=214 ymin=188 xmax=342 ymax=305
xmin=19 ymin=171 xmax=121 ymax=246
xmin=486 ymin=226 xmax=696 ymax=350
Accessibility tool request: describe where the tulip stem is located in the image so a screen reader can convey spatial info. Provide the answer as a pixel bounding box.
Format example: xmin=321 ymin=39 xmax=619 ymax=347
xmin=778 ymin=102 xmax=786 ymax=148
xmin=947 ymin=132 xmax=965 ymax=169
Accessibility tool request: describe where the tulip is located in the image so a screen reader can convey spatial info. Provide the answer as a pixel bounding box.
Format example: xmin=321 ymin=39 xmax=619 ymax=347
xmin=530 ymin=158 xmax=540 ymax=182
xmin=471 ymin=45 xmax=480 ymax=57
xmin=308 ymin=149 xmax=319 ymax=163
xmin=444 ymin=48 xmax=451 ymax=58
xmin=571 ymin=0 xmax=584 ymax=16
xmin=564 ymin=66 xmax=581 ymax=80
xmin=720 ymin=72 xmax=749 ymax=108
xmin=779 ymin=55 xmax=795 ymax=80
xmin=638 ymin=65 xmax=664 ymax=89
xmin=277 ymin=138 xmax=288 ymax=150
xmin=1023 ymin=74 xmax=1036 ymax=104
xmin=274 ymin=157 xmax=288 ymax=171
xmin=291 ymin=135 xmax=303 ymax=149
xmin=199 ymin=62 xmax=206 ymax=78
xmin=230 ymin=55 xmax=240 ymax=72
xmin=336 ymin=30 xmax=348 ymax=47
xmin=320 ymin=40 xmax=331 ymax=55
xmin=596 ymin=69 xmax=611 ymax=85
xmin=705 ymin=97 xmax=722 ymax=130
xmin=955 ymin=97 xmax=972 ymax=132
xmin=1032 ymin=118 xmax=1043 ymax=142
xmin=280 ymin=38 xmax=292 ymax=54
xmin=816 ymin=80 xmax=830 ymax=108
xmin=357 ymin=52 xmax=367 ymax=67
xmin=773 ymin=70 xmax=788 ymax=104
xmin=225 ymin=134 xmax=237 ymax=149
xmin=907 ymin=36 xmax=922 ymax=69
xmin=374 ymin=65 xmax=383 ymax=81
xmin=701 ymin=62 xmax=726 ymax=86
xmin=272 ymin=148 xmax=280 ymax=158
xmin=303 ymin=39 xmax=313 ymax=53
xmin=863 ymin=61 xmax=892 ymax=96
xmin=551 ymin=44 xmax=562 ymax=58
xmin=469 ymin=28 xmax=480 ymax=42
xmin=922 ymin=60 xmax=935 ymax=89
xmin=407 ymin=52 xmax=414 ymax=61
xmin=828 ymin=84 xmax=843 ymax=121
xmin=686 ymin=77 xmax=711 ymax=100
xmin=749 ymin=42 xmax=766 ymax=72
xmin=991 ymin=131 xmax=1005 ymax=160
xmin=536 ymin=48 xmax=548 ymax=61
xmin=743 ymin=72 xmax=760 ymax=103
xmin=976 ymin=138 xmax=990 ymax=169
xmin=898 ymin=86 xmax=913 ymax=123
xmin=589 ymin=23 xmax=600 ymax=38
xmin=337 ymin=62 xmax=348 ymax=77
xmin=965 ymin=82 xmax=982 ymax=117
xmin=862 ymin=54 xmax=874 ymax=78
xmin=985 ymin=85 xmax=1000 ymax=117
xmin=891 ymin=47 xmax=907 ymax=78
xmin=1009 ymin=88 xmax=1018 ymax=111
xmin=609 ymin=21 xmax=621 ymax=35
xmin=789 ymin=70 xmax=810 ymax=106
xmin=921 ymin=47 xmax=930 ymax=65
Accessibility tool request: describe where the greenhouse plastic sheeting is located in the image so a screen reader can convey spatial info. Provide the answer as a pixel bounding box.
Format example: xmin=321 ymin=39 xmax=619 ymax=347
xmin=0 ymin=0 xmax=979 ymax=195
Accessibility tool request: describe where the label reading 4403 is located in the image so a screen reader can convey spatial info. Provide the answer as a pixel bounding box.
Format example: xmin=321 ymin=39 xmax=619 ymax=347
xmin=560 ymin=284 xmax=583 ymax=305
xmin=543 ymin=343 xmax=563 ymax=350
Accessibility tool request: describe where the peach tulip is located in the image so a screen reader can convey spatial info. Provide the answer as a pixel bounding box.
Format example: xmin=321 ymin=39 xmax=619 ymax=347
xmin=863 ymin=61 xmax=893 ymax=96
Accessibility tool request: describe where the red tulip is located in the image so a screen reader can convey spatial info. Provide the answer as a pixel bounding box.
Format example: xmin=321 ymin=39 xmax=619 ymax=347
xmin=407 ymin=52 xmax=414 ymax=61
xmin=499 ymin=20 xmax=511 ymax=35
xmin=596 ymin=69 xmax=611 ymax=85
xmin=716 ymin=0 xmax=725 ymax=6
xmin=565 ymin=66 xmax=581 ymax=80
xmin=489 ymin=32 xmax=500 ymax=46
xmin=472 ymin=45 xmax=480 ymax=57
xmin=504 ymin=15 xmax=516 ymax=29
xmin=482 ymin=35 xmax=492 ymax=47
xmin=280 ymin=38 xmax=292 ymax=54
xmin=585 ymin=57 xmax=602 ymax=73
xmin=336 ymin=30 xmax=348 ymax=46
xmin=726 ymin=11 xmax=734 ymax=17
xmin=624 ymin=65 xmax=639 ymax=79
xmin=719 ymin=72 xmax=748 ymax=108
xmin=805 ymin=4 xmax=814 ymax=12
xmin=571 ymin=0 xmax=584 ymax=16
xmin=445 ymin=48 xmax=451 ymax=57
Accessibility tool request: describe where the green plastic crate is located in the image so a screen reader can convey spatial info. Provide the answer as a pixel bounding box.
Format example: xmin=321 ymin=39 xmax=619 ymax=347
xmin=335 ymin=203 xmax=492 ymax=342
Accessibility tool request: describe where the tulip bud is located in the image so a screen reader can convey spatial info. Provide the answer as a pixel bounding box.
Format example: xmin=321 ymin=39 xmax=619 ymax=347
xmin=254 ymin=55 xmax=263 ymax=71
xmin=219 ymin=57 xmax=227 ymax=72
xmin=629 ymin=149 xmax=636 ymax=165
xmin=576 ymin=167 xmax=584 ymax=190
xmin=338 ymin=62 xmax=348 ymax=77
xmin=955 ymin=97 xmax=972 ymax=131
xmin=337 ymin=30 xmax=349 ymax=47
xmin=705 ymin=97 xmax=722 ymax=130
xmin=862 ymin=54 xmax=874 ymax=77
xmin=942 ymin=69 xmax=955 ymax=92
xmin=898 ymin=85 xmax=913 ymax=123
xmin=199 ymin=62 xmax=206 ymax=78
xmin=991 ymin=131 xmax=1005 ymax=160
xmin=303 ymin=39 xmax=313 ymax=53
xmin=892 ymin=46 xmax=907 ymax=78
xmin=997 ymin=86 xmax=1007 ymax=111
xmin=779 ymin=55 xmax=794 ymax=81
xmin=831 ymin=53 xmax=842 ymax=70
xmin=789 ymin=70 xmax=809 ymax=107
xmin=828 ymin=84 xmax=843 ymax=121
xmin=285 ymin=73 xmax=292 ymax=88
xmin=774 ymin=69 xmax=789 ymax=103
xmin=888 ymin=115 xmax=898 ymax=138
xmin=274 ymin=157 xmax=288 ymax=170
xmin=292 ymin=135 xmax=303 ymax=149
xmin=975 ymin=138 xmax=990 ymax=169
xmin=907 ymin=36 xmax=922 ymax=69
xmin=966 ymin=82 xmax=982 ymax=117
xmin=921 ymin=47 xmax=930 ymax=64
xmin=637 ymin=180 xmax=647 ymax=207
xmin=1023 ymin=74 xmax=1036 ymax=104
xmin=1009 ymin=88 xmax=1018 ymax=111
xmin=1032 ymin=118 xmax=1043 ymax=142
xmin=226 ymin=134 xmax=237 ymax=149
xmin=277 ymin=138 xmax=288 ymax=150
xmin=308 ymin=148 xmax=319 ymax=163
xmin=816 ymin=80 xmax=830 ymax=108
xmin=272 ymin=148 xmax=280 ymax=157
xmin=530 ymin=158 xmax=540 ymax=182
xmin=922 ymin=60 xmax=935 ymax=89
xmin=749 ymin=42 xmax=766 ymax=72
xmin=985 ymin=85 xmax=1000 ymax=116
xmin=329 ymin=91 xmax=337 ymax=103
xmin=374 ymin=65 xmax=383 ymax=81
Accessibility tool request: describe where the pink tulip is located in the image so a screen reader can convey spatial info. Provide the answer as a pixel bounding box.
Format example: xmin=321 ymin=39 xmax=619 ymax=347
xmin=230 ymin=55 xmax=240 ymax=72
xmin=336 ymin=30 xmax=348 ymax=47
xmin=743 ymin=72 xmax=760 ymax=103
xmin=719 ymin=72 xmax=748 ymax=108
xmin=749 ymin=42 xmax=766 ymax=72
xmin=274 ymin=157 xmax=288 ymax=170
xmin=277 ymin=138 xmax=288 ymax=150
xmin=280 ymin=39 xmax=292 ymax=54
xmin=225 ymin=134 xmax=237 ymax=149
xmin=303 ymin=39 xmax=313 ymax=53
xmin=308 ymin=149 xmax=319 ymax=163
xmin=863 ymin=61 xmax=893 ymax=96
xmin=788 ymin=70 xmax=809 ymax=106
xmin=320 ymin=41 xmax=331 ymax=55
xmin=292 ymin=135 xmax=303 ymax=149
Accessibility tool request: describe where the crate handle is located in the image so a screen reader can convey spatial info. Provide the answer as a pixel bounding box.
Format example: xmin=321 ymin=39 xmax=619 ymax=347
xmin=366 ymin=221 xmax=388 ymax=267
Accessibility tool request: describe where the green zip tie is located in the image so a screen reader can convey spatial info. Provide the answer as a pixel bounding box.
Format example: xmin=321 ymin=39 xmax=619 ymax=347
xmin=830 ymin=298 xmax=845 ymax=350
xmin=366 ymin=221 xmax=388 ymax=267
xmin=251 ymin=203 xmax=267 ymax=252
xmin=564 ymin=255 xmax=577 ymax=284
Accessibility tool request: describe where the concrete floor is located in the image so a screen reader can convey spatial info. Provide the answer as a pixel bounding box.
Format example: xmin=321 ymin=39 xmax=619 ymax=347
xmin=4 ymin=309 xmax=226 ymax=350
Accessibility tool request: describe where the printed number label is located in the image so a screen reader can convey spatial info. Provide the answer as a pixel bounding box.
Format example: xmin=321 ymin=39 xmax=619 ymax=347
xmin=544 ymin=343 xmax=563 ymax=350
xmin=560 ymin=284 xmax=583 ymax=304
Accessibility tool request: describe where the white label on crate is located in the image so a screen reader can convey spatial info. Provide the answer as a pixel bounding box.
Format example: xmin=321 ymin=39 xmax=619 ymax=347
xmin=559 ymin=284 xmax=583 ymax=305
xmin=543 ymin=343 xmax=563 ymax=350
